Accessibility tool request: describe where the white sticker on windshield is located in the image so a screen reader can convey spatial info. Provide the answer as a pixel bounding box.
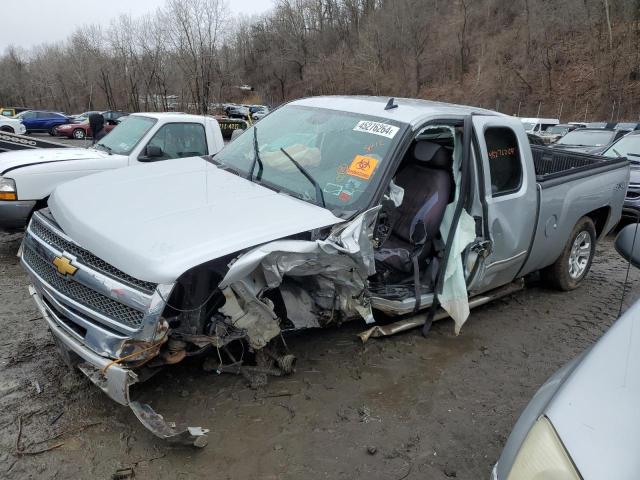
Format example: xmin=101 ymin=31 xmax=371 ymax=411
xmin=353 ymin=120 xmax=399 ymax=139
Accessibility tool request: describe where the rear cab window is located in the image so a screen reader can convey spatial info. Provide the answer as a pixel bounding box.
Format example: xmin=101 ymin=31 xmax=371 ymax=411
xmin=485 ymin=127 xmax=523 ymax=196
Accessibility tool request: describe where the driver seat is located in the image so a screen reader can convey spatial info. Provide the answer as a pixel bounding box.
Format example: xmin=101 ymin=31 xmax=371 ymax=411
xmin=375 ymin=141 xmax=454 ymax=275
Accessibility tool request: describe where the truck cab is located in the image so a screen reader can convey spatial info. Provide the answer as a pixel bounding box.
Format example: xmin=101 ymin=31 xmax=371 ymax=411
xmin=520 ymin=117 xmax=560 ymax=134
xmin=19 ymin=97 xmax=628 ymax=445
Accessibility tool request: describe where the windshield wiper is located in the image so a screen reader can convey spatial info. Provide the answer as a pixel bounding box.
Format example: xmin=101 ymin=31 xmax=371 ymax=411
xmin=247 ymin=126 xmax=263 ymax=181
xmin=279 ymin=147 xmax=326 ymax=208
xmin=95 ymin=143 xmax=112 ymax=155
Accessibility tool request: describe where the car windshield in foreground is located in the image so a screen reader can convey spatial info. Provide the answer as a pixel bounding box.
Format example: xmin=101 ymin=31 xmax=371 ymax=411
xmin=521 ymin=122 xmax=535 ymax=131
xmin=95 ymin=116 xmax=156 ymax=155
xmin=556 ymin=129 xmax=615 ymax=146
xmin=603 ymin=135 xmax=640 ymax=161
xmin=213 ymin=105 xmax=407 ymax=213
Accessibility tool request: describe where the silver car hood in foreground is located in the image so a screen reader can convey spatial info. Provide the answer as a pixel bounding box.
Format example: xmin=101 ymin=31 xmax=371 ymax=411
xmin=545 ymin=302 xmax=640 ymax=479
xmin=48 ymin=156 xmax=343 ymax=284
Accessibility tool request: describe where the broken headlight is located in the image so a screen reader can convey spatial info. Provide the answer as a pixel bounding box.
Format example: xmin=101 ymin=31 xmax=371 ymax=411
xmin=507 ymin=416 xmax=580 ymax=480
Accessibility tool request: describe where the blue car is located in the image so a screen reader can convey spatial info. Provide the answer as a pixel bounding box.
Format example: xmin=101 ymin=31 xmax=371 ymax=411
xmin=15 ymin=110 xmax=72 ymax=135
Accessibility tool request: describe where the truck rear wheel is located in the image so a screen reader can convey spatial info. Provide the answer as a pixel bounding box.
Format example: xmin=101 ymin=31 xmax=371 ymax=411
xmin=542 ymin=216 xmax=596 ymax=291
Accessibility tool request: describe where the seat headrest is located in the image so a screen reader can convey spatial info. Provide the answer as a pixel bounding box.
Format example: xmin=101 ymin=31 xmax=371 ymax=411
xmin=413 ymin=141 xmax=452 ymax=170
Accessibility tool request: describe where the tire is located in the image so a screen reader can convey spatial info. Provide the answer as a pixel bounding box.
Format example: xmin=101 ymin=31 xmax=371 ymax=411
xmin=0 ymin=126 xmax=14 ymax=133
xmin=542 ymin=216 xmax=596 ymax=291
xmin=73 ymin=128 xmax=86 ymax=140
xmin=48 ymin=126 xmax=58 ymax=136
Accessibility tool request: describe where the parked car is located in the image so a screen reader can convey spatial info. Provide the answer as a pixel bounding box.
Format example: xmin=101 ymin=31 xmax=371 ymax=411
xmin=70 ymin=111 xmax=101 ymax=123
xmin=492 ymin=223 xmax=640 ymax=480
xmin=550 ymin=127 xmax=628 ymax=154
xmin=225 ymin=104 xmax=250 ymax=120
xmin=252 ymin=106 xmax=270 ymax=121
xmin=602 ymin=130 xmax=640 ymax=218
xmin=520 ymin=117 xmax=559 ymax=134
xmin=0 ymin=113 xmax=224 ymax=230
xmin=614 ymin=122 xmax=640 ymax=131
xmin=56 ymin=117 xmax=120 ymax=140
xmin=15 ymin=110 xmax=72 ymax=135
xmin=537 ymin=123 xmax=579 ymax=144
xmin=102 ymin=110 xmax=129 ymax=122
xmin=18 ymin=96 xmax=628 ymax=445
xmin=0 ymin=116 xmax=26 ymax=135
xmin=1 ymin=107 xmax=32 ymax=117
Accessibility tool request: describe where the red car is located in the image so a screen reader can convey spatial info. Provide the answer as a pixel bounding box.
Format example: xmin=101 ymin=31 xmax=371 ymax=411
xmin=56 ymin=118 xmax=119 ymax=140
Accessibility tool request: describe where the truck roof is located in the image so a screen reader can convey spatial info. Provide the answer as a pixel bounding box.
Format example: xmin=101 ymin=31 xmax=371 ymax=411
xmin=290 ymin=96 xmax=503 ymax=127
xmin=130 ymin=112 xmax=218 ymax=123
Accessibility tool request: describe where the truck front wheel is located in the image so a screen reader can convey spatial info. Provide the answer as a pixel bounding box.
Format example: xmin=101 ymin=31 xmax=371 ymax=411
xmin=543 ymin=216 xmax=596 ymax=291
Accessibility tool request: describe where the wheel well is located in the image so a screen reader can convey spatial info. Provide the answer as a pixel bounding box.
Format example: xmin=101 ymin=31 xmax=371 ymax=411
xmin=584 ymin=206 xmax=610 ymax=239
xmin=0 ymin=126 xmax=14 ymax=132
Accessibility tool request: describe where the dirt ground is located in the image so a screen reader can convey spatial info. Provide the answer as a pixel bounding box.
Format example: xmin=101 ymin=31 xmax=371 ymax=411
xmin=1 ymin=229 xmax=639 ymax=480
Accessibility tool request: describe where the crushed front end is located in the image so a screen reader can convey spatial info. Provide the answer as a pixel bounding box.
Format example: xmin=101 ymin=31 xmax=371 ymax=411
xmin=20 ymin=210 xmax=208 ymax=446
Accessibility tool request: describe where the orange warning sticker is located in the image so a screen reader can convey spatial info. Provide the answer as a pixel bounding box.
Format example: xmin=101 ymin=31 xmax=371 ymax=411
xmin=346 ymin=155 xmax=378 ymax=180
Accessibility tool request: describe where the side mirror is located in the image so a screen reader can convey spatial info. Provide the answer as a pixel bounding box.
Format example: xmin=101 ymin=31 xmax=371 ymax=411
xmin=615 ymin=223 xmax=640 ymax=268
xmin=140 ymin=145 xmax=164 ymax=161
xmin=230 ymin=129 xmax=244 ymax=142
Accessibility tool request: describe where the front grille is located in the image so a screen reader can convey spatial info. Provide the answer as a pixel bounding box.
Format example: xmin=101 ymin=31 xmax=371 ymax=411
xmin=30 ymin=215 xmax=157 ymax=294
xmin=23 ymin=244 xmax=145 ymax=329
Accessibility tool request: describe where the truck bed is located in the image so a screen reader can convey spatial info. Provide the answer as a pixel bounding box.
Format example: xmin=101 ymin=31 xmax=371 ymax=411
xmin=531 ymin=145 xmax=628 ymax=184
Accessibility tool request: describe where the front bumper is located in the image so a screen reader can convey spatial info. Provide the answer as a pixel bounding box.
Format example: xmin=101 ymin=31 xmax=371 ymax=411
xmin=0 ymin=200 xmax=36 ymax=230
xmin=28 ymin=284 xmax=209 ymax=447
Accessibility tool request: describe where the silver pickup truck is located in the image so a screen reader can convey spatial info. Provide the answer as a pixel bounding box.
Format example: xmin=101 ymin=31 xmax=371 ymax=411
xmin=19 ymin=96 xmax=629 ymax=445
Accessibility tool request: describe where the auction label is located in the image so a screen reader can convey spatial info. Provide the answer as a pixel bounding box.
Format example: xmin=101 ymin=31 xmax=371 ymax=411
xmin=353 ymin=120 xmax=399 ymax=139
xmin=347 ymin=155 xmax=378 ymax=180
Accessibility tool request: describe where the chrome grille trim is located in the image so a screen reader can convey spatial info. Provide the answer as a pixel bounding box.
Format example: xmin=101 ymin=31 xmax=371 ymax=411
xmin=22 ymin=244 xmax=145 ymax=329
xmin=30 ymin=213 xmax=158 ymax=294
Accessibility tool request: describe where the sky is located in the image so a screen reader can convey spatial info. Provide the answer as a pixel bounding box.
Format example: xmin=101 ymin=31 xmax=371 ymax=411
xmin=0 ymin=0 xmax=273 ymax=51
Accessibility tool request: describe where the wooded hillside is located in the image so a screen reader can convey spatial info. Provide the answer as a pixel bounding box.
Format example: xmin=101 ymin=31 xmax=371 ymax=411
xmin=1 ymin=0 xmax=638 ymax=121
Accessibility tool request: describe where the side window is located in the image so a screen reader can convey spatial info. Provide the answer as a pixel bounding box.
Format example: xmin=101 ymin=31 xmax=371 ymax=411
xmin=22 ymin=112 xmax=37 ymax=120
xmin=146 ymin=123 xmax=208 ymax=160
xmin=37 ymin=111 xmax=52 ymax=119
xmin=485 ymin=127 xmax=522 ymax=196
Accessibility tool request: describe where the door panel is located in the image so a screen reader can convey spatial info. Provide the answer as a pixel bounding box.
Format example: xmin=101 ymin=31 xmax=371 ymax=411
xmin=472 ymin=115 xmax=538 ymax=291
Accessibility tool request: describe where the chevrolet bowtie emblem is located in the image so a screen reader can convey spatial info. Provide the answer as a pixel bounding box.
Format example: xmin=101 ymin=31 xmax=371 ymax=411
xmin=53 ymin=255 xmax=78 ymax=277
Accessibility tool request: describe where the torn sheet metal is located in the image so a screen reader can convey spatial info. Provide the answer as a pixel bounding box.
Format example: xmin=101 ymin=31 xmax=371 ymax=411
xmin=220 ymin=284 xmax=280 ymax=349
xmin=438 ymin=128 xmax=475 ymax=334
xmin=130 ymin=401 xmax=209 ymax=448
xmin=220 ymin=208 xmax=380 ymax=333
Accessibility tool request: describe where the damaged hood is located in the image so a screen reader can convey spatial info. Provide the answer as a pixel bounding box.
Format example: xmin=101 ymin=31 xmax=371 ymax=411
xmin=0 ymin=147 xmax=120 ymax=175
xmin=49 ymin=157 xmax=343 ymax=284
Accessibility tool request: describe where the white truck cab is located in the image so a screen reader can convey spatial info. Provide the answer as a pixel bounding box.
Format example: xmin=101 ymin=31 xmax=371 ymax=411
xmin=520 ymin=117 xmax=560 ymax=134
xmin=0 ymin=113 xmax=224 ymax=230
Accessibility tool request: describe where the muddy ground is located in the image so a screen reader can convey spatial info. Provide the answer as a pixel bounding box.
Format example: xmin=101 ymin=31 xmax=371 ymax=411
xmin=1 ymin=230 xmax=638 ymax=480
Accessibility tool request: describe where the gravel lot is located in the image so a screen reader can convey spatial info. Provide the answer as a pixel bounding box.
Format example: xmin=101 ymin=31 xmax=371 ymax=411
xmin=1 ymin=228 xmax=638 ymax=480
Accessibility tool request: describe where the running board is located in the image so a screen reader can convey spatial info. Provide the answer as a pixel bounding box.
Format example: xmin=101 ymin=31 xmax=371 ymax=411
xmin=359 ymin=280 xmax=525 ymax=342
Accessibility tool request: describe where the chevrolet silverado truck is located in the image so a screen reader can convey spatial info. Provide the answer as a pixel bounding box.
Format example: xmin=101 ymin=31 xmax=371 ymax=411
xmin=19 ymin=96 xmax=629 ymax=446
xmin=0 ymin=113 xmax=224 ymax=230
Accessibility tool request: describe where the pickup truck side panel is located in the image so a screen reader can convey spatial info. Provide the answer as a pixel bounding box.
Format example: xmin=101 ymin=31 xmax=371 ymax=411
xmin=520 ymin=165 xmax=627 ymax=276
